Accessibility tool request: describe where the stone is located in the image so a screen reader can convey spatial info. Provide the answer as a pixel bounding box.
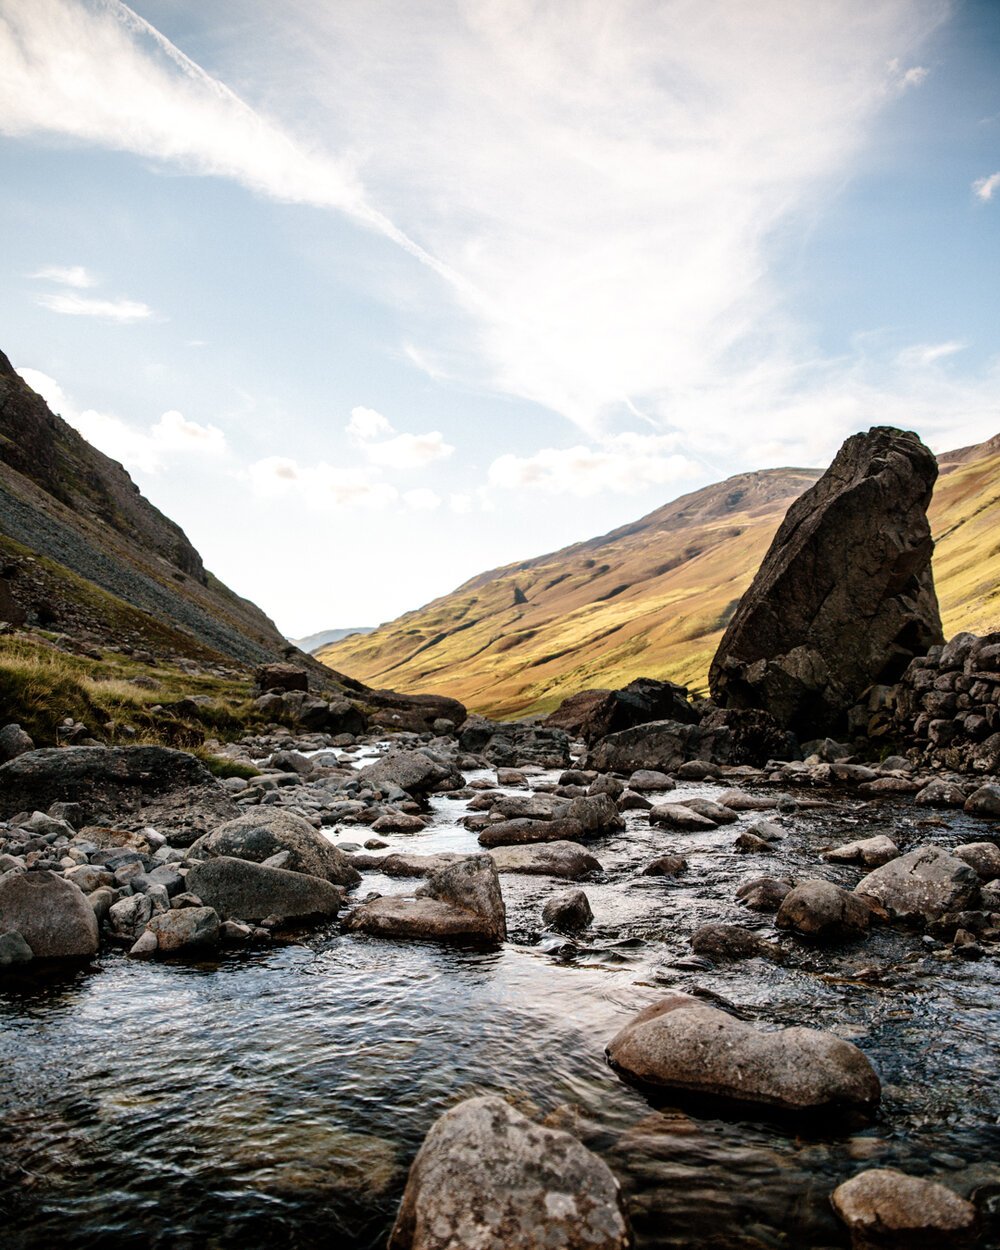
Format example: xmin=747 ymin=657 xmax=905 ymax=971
xmin=734 ymin=832 xmax=774 ymax=854
xmin=255 ymin=663 xmax=308 ymax=693
xmin=189 ymin=808 xmax=360 ymax=887
xmin=0 ymin=929 xmax=33 ymax=967
xmin=952 ymin=842 xmax=1000 ymax=881
xmin=489 ymin=842 xmax=603 ymax=880
xmin=457 ymin=716 xmax=570 ymax=769
xmin=641 ymin=855 xmax=688 ymax=877
xmin=716 ymin=789 xmax=775 ymax=811
xmin=367 ymin=689 xmax=466 ymax=734
xmin=185 ymin=857 xmax=343 ymax=923
xmin=421 ymin=855 xmax=506 ymax=943
xmin=709 ymin=427 xmax=942 ymax=736
xmin=914 ymin=779 xmax=968 ymax=808
xmin=565 ymin=793 xmax=622 ymax=833
xmin=349 ymin=852 xmax=462 ymax=877
xmin=108 ymin=891 xmax=161 ymax=940
xmin=387 ymin=1095 xmax=631 ymax=1250
xmin=128 ymin=930 xmax=158 ymax=958
xmin=964 ymin=783 xmax=1000 ymax=817
xmin=478 ymin=817 xmax=585 ymax=849
xmin=371 ymin=812 xmax=428 ymax=834
xmin=584 ymin=719 xmax=731 ymax=774
xmin=358 ymin=750 xmax=463 ymax=796
xmin=649 ymin=803 xmax=717 ymax=831
xmin=735 ymin=877 xmax=793 ymax=912
xmin=347 ymin=855 xmax=506 ymax=945
xmin=823 ymin=836 xmax=899 ymax=868
xmin=855 ymin=846 xmax=980 ymax=924
xmin=626 ymin=769 xmax=676 ymax=792
xmin=0 ymin=723 xmax=34 ymax=762
xmin=606 ymin=993 xmax=880 ymax=1113
xmin=776 ymin=880 xmax=873 ymax=940
xmin=830 ymin=1167 xmax=976 ymax=1248
xmin=689 ymin=923 xmax=772 ymax=961
xmin=542 ymin=889 xmax=593 ymax=931
xmin=680 ymin=798 xmax=739 ymax=824
xmin=146 ymin=906 xmax=221 ymax=953
xmin=544 ymin=677 xmax=697 ymax=745
xmin=0 ymin=870 xmax=99 ymax=957
xmin=64 ymin=864 xmax=115 ymax=893
xmin=746 ymin=820 xmax=785 ymax=842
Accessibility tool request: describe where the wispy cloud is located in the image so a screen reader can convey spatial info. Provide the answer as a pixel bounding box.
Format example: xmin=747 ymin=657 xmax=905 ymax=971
xmin=489 ymin=435 xmax=699 ymax=498
xmin=896 ymin=340 xmax=966 ymax=367
xmin=245 ymin=456 xmax=398 ymax=510
xmin=885 ymin=58 xmax=930 ymax=93
xmin=345 ymin=405 xmax=454 ymax=469
xmin=16 ymin=367 xmax=225 ymax=472
xmin=30 ymin=264 xmax=97 ymax=288
xmin=973 ymin=171 xmax=1000 ymax=201
xmin=34 ymin=292 xmax=154 ymax=322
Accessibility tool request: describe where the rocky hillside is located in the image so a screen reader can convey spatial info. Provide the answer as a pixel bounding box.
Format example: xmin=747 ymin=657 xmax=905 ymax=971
xmin=320 ymin=433 xmax=1000 ymax=718
xmin=0 ymin=350 xmax=294 ymax=668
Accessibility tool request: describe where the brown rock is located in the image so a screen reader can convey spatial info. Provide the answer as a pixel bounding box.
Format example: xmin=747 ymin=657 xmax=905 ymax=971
xmin=830 ymin=1167 xmax=976 ymax=1248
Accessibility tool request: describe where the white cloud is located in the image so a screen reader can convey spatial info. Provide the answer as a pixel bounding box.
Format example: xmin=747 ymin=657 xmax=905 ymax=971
xmin=346 ymin=405 xmax=393 ymax=442
xmin=449 ymin=492 xmax=474 ymax=514
xmin=35 ymin=291 xmax=153 ymax=322
xmin=402 ymin=487 xmax=442 ymax=511
xmin=488 ymin=435 xmax=699 ymax=497
xmin=896 ymin=340 xmax=966 ymax=367
xmin=973 ymin=172 xmax=1000 ymax=202
xmin=16 ymin=366 xmax=224 ymax=473
xmin=886 ymin=58 xmax=930 ymax=93
xmin=245 ymin=456 xmax=398 ymax=510
xmin=30 ymin=264 xmax=96 ymax=287
xmin=363 ymin=430 xmax=454 ymax=470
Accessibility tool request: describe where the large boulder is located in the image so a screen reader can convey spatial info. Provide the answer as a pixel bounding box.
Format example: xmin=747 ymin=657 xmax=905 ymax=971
xmin=346 ymin=854 xmax=506 ymax=945
xmin=188 ymin=809 xmax=360 ymax=887
xmin=0 ymin=723 xmax=34 ymax=762
xmin=457 ymin=717 xmax=571 ymax=768
xmin=830 ymin=1168 xmax=976 ymax=1248
xmin=606 ymin=993 xmax=880 ymax=1114
xmin=388 ymin=1095 xmax=631 ymax=1250
xmin=366 ymin=689 xmax=467 ymax=733
xmin=775 ymin=879 xmax=874 ymax=940
xmin=358 ymin=750 xmax=464 ymax=796
xmin=185 ymin=857 xmax=343 ymax=923
xmin=488 ymin=842 xmax=603 ymax=880
xmin=854 ymin=845 xmax=979 ymax=924
xmin=0 ymin=745 xmax=238 ymax=836
xmin=545 ymin=678 xmax=697 ymax=745
xmin=709 ymin=427 xmax=943 ymax=737
xmin=584 ymin=720 xmax=731 ymax=774
xmin=0 ymin=870 xmax=99 ymax=958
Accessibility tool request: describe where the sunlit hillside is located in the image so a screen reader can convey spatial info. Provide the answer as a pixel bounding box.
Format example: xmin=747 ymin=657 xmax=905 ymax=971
xmin=320 ymin=435 xmax=1000 ymax=719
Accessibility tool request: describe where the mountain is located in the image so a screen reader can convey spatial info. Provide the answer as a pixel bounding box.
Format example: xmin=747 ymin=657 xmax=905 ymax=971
xmin=319 ymin=433 xmax=1000 ymax=719
xmin=0 ymin=350 xmax=298 ymax=668
xmin=290 ymin=627 xmax=375 ymax=654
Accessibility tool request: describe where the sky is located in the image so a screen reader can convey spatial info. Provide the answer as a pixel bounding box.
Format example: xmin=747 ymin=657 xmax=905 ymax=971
xmin=0 ymin=0 xmax=998 ymax=639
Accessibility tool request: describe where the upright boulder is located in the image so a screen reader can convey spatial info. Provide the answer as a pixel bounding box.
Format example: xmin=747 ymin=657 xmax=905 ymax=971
xmin=709 ymin=428 xmax=942 ymax=737
xmin=0 ymin=871 xmax=99 ymax=958
xmin=545 ymin=678 xmax=697 ymax=745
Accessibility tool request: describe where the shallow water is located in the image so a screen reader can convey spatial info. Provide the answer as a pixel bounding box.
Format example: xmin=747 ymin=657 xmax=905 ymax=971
xmin=2 ymin=765 xmax=999 ymax=1248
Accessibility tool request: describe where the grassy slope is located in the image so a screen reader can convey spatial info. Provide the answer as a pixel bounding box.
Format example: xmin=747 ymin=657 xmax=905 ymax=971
xmin=320 ymin=438 xmax=1000 ymax=718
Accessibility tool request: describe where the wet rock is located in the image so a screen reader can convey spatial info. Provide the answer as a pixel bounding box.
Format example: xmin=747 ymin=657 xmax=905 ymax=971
xmin=964 ymin=783 xmax=1000 ymax=818
xmin=914 ymin=778 xmax=968 ymax=808
xmin=108 ymin=892 xmax=163 ymax=941
xmin=619 ymin=791 xmax=653 ymax=812
xmin=626 ymin=769 xmax=676 ymax=792
xmin=421 ymin=855 xmax=506 ymax=942
xmin=128 ymin=930 xmax=158 ymax=959
xmin=734 ymin=832 xmax=774 ymax=854
xmin=858 ymin=777 xmax=922 ymax=797
xmin=716 ymin=789 xmax=775 ymax=811
xmin=584 ymin=720 xmax=731 ymax=774
xmin=649 ymin=803 xmax=717 ymax=831
xmin=457 ymin=716 xmax=571 ymax=769
xmin=0 ymin=929 xmax=33 ymax=967
xmin=698 ymin=706 xmax=797 ymax=767
xmin=675 ymin=760 xmax=721 ymax=780
xmin=736 ymin=877 xmax=793 ymax=912
xmin=146 ymin=905 xmax=221 ymax=953
xmin=358 ymin=750 xmax=463 ymax=796
xmin=679 ymin=798 xmax=739 ymax=824
xmin=566 ymin=793 xmax=623 ymax=833
xmin=542 ymin=889 xmax=593 ymax=931
xmin=746 ymin=819 xmax=785 ymax=843
xmin=855 ymin=846 xmax=979 ymax=924
xmin=776 ymin=880 xmax=873 ymax=940
xmin=830 ymin=1167 xmax=976 ymax=1248
xmin=348 ymin=855 xmax=506 ymax=945
xmin=0 ymin=723 xmax=34 ymax=761
xmin=952 ymin=842 xmax=1000 ymax=881
xmin=371 ymin=812 xmax=427 ymax=834
xmin=689 ymin=923 xmax=774 ymax=961
xmin=350 ymin=852 xmax=462 ymax=877
xmin=185 ymin=857 xmax=343 ymax=923
xmin=189 ymin=809 xmax=360 ymax=888
xmin=641 ymin=855 xmax=688 ymax=877
xmin=388 ymin=1095 xmax=631 ymax=1250
xmin=0 ymin=870 xmax=99 ymax=957
xmin=477 ymin=817 xmax=585 ymax=848
xmin=823 ymin=836 xmax=899 ymax=868
xmin=489 ymin=841 xmax=603 ymax=880
xmin=709 ymin=427 xmax=942 ymax=736
xmin=606 ymin=992 xmax=880 ymax=1113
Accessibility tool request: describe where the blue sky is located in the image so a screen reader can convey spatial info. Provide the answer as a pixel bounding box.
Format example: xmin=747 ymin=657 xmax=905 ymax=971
xmin=0 ymin=0 xmax=997 ymax=638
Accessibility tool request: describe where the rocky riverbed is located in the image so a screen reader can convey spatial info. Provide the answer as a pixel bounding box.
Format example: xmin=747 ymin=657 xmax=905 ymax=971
xmin=1 ymin=725 xmax=999 ymax=1248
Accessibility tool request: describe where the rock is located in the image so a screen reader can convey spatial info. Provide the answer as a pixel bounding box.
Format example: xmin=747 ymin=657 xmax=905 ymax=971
xmin=823 ymin=836 xmax=899 ymax=868
xmin=189 ymin=809 xmax=360 ymax=887
xmin=914 ymin=779 xmax=968 ymax=808
xmin=347 ymin=855 xmax=506 ymax=945
xmin=746 ymin=819 xmax=785 ymax=842
xmin=584 ymin=719 xmax=730 ymax=774
xmin=489 ymin=842 xmax=603 ymax=880
xmin=0 ymin=929 xmax=33 ymax=967
xmin=422 ymin=855 xmax=506 ymax=943
xmin=855 ymin=846 xmax=979 ymax=924
xmin=0 ymin=723 xmax=34 ymax=761
xmin=776 ymin=880 xmax=873 ymax=940
xmin=952 ymin=842 xmax=1000 ymax=881
xmin=358 ymin=750 xmax=463 ymax=795
xmin=64 ymin=864 xmax=115 ymax=893
xmin=699 ymin=706 xmax=797 ymax=767
xmin=606 ymin=993 xmax=880 ymax=1113
xmin=146 ymin=906 xmax=221 ymax=952
xmin=350 ymin=852 xmax=463 ymax=877
xmin=716 ymin=789 xmax=775 ymax=811
xmin=544 ymin=677 xmax=697 ymax=745
xmin=679 ymin=798 xmax=739 ymax=824
xmin=387 ymin=1095 xmax=631 ymax=1250
xmin=128 ymin=930 xmax=158 ymax=958
xmin=185 ymin=857 xmax=343 ymax=923
xmin=542 ymin=889 xmax=593 ymax=931
xmin=371 ymin=812 xmax=428 ymax=834
xmin=734 ymin=833 xmax=774 ymax=854
xmin=0 ymin=745 xmax=237 ymax=831
xmin=626 ymin=769 xmax=676 ymax=792
xmin=618 ymin=791 xmax=653 ymax=811
xmin=830 ymin=1168 xmax=976 ymax=1248
xmin=649 ymin=803 xmax=717 ymax=831
xmin=641 ymin=855 xmax=688 ymax=877
xmin=566 ymin=793 xmax=622 ymax=833
xmin=0 ymin=870 xmax=99 ymax=957
xmin=858 ymin=777 xmax=921 ymax=797
xmin=736 ymin=877 xmax=793 ymax=912
xmin=690 ymin=924 xmax=773 ymax=961
xmin=709 ymin=427 xmax=942 ymax=736
xmin=478 ymin=817 xmax=585 ymax=848
xmin=964 ymin=783 xmax=1000 ymax=817
xmin=457 ymin=716 xmax=570 ymax=768
xmin=367 ymin=689 xmax=467 ymax=734
xmin=108 ymin=892 xmax=162 ymax=941
xmin=255 ymin=663 xmax=308 ymax=693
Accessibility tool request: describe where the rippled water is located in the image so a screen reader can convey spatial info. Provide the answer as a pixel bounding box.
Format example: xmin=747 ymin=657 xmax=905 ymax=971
xmin=2 ymin=766 xmax=1000 ymax=1248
